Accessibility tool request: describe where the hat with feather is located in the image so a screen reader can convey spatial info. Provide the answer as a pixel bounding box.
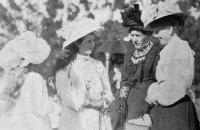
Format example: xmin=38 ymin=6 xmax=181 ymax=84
xmin=121 ymin=4 xmax=152 ymax=33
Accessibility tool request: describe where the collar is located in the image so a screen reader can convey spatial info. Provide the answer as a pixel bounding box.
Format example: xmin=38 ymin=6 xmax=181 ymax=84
xmin=133 ymin=41 xmax=154 ymax=58
xmin=76 ymin=54 xmax=91 ymax=61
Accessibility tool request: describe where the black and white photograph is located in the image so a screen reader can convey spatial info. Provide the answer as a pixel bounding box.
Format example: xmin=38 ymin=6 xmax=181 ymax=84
xmin=0 ymin=0 xmax=200 ymax=130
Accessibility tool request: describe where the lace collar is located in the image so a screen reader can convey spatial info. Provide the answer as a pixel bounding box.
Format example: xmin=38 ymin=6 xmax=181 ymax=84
xmin=131 ymin=42 xmax=154 ymax=64
xmin=76 ymin=54 xmax=91 ymax=62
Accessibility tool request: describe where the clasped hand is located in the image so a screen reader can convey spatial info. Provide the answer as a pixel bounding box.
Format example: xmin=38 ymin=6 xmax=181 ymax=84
xmin=84 ymin=96 xmax=110 ymax=114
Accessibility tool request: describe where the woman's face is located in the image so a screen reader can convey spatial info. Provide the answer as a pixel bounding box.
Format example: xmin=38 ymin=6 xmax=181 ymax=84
xmin=78 ymin=34 xmax=95 ymax=55
xmin=130 ymin=30 xmax=148 ymax=49
xmin=153 ymin=26 xmax=173 ymax=45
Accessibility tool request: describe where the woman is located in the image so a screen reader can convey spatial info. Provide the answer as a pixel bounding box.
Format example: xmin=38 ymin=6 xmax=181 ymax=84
xmin=141 ymin=2 xmax=200 ymax=130
xmin=0 ymin=31 xmax=52 ymax=130
xmin=55 ymin=18 xmax=114 ymax=130
xmin=119 ymin=4 xmax=162 ymax=129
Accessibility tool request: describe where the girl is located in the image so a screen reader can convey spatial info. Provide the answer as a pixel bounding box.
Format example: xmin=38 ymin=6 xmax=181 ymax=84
xmin=55 ymin=18 xmax=114 ymax=130
xmin=0 ymin=31 xmax=52 ymax=130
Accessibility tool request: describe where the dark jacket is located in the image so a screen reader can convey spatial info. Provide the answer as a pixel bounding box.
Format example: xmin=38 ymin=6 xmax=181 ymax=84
xmin=120 ymin=43 xmax=162 ymax=119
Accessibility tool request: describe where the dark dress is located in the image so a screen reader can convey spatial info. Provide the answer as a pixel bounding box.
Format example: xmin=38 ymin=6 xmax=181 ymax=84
xmin=120 ymin=43 xmax=162 ymax=120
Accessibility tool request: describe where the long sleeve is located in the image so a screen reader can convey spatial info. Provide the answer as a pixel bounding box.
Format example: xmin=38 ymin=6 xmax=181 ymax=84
xmin=147 ymin=38 xmax=194 ymax=106
xmin=56 ymin=66 xmax=85 ymax=111
xmin=120 ymin=60 xmax=136 ymax=89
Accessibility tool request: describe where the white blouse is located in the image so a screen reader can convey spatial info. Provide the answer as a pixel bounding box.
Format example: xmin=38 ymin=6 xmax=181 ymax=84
xmin=56 ymin=54 xmax=114 ymax=130
xmin=147 ymin=35 xmax=194 ymax=106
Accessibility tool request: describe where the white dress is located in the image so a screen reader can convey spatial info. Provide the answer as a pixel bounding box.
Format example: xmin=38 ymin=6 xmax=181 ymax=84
xmin=0 ymin=72 xmax=52 ymax=130
xmin=56 ymin=54 xmax=114 ymax=130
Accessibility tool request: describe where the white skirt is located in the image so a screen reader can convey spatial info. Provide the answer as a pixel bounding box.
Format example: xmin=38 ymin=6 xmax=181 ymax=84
xmin=0 ymin=113 xmax=52 ymax=130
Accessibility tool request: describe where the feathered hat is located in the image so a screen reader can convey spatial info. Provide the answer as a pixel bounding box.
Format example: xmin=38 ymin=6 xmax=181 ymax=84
xmin=121 ymin=4 xmax=152 ymax=32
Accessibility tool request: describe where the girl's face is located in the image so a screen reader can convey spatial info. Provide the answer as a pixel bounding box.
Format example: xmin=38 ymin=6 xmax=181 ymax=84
xmin=78 ymin=34 xmax=95 ymax=55
xmin=130 ymin=30 xmax=148 ymax=49
xmin=153 ymin=26 xmax=173 ymax=45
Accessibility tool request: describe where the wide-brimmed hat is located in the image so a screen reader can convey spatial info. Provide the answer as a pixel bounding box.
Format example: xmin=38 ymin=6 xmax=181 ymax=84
xmin=0 ymin=31 xmax=51 ymax=70
xmin=57 ymin=18 xmax=103 ymax=49
xmin=141 ymin=2 xmax=185 ymax=29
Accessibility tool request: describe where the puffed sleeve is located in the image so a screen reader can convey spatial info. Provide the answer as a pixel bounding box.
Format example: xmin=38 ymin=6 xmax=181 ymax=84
xmin=56 ymin=65 xmax=86 ymax=111
xmin=147 ymin=47 xmax=194 ymax=106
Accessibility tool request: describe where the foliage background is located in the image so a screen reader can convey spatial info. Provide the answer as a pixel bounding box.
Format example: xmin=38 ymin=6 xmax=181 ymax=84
xmin=0 ymin=0 xmax=199 ymax=84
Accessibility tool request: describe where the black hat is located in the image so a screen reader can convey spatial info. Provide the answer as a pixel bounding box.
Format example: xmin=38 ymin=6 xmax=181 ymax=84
xmin=121 ymin=4 xmax=152 ymax=33
xmin=121 ymin=4 xmax=143 ymax=28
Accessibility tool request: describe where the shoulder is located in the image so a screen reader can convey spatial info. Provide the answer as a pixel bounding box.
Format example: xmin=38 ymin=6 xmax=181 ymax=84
xmin=90 ymin=57 xmax=103 ymax=63
xmin=90 ymin=57 xmax=105 ymax=67
xmin=55 ymin=65 xmax=71 ymax=81
xmin=163 ymin=38 xmax=192 ymax=59
xmin=25 ymin=72 xmax=44 ymax=82
xmin=23 ymin=72 xmax=46 ymax=89
xmin=55 ymin=64 xmax=78 ymax=83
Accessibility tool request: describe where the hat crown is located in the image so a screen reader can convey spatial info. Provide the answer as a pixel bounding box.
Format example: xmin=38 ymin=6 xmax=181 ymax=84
xmin=57 ymin=18 xmax=103 ymax=49
xmin=121 ymin=4 xmax=143 ymax=28
xmin=141 ymin=1 xmax=183 ymax=28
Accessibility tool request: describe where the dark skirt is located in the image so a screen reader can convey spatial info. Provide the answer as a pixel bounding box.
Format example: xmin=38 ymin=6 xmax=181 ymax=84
xmin=150 ymin=95 xmax=200 ymax=130
xmin=109 ymin=89 xmax=128 ymax=130
xmin=126 ymin=86 xmax=149 ymax=120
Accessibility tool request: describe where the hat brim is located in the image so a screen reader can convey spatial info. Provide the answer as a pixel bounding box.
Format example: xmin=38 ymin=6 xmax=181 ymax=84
xmin=63 ymin=26 xmax=103 ymax=49
xmin=144 ymin=13 xmax=186 ymax=30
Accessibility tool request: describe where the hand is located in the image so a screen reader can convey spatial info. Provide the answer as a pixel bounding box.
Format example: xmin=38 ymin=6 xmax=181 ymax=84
xmin=47 ymin=77 xmax=56 ymax=89
xmin=113 ymin=68 xmax=121 ymax=82
xmin=90 ymin=99 xmax=105 ymax=108
xmin=145 ymin=96 xmax=157 ymax=105
xmin=100 ymin=106 xmax=109 ymax=114
xmin=146 ymin=83 xmax=158 ymax=105
xmin=120 ymin=87 xmax=129 ymax=98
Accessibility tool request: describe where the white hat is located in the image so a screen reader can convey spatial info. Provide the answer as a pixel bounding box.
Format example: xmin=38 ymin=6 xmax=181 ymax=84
xmin=0 ymin=31 xmax=51 ymax=70
xmin=141 ymin=1 xmax=184 ymax=29
xmin=57 ymin=18 xmax=103 ymax=49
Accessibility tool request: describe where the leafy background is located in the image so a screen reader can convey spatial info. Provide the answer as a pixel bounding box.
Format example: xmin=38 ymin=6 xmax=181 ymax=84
xmin=0 ymin=0 xmax=200 ymax=98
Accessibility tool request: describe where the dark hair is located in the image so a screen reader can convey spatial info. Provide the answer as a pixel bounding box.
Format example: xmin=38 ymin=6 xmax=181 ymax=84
xmin=53 ymin=37 xmax=84 ymax=74
xmin=149 ymin=14 xmax=185 ymax=36
xmin=129 ymin=27 xmax=153 ymax=36
xmin=110 ymin=53 xmax=124 ymax=66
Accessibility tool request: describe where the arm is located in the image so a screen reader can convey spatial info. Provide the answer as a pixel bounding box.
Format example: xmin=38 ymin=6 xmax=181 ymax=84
xmin=120 ymin=61 xmax=136 ymax=98
xmin=56 ymin=66 xmax=86 ymax=111
xmin=146 ymin=57 xmax=194 ymax=106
